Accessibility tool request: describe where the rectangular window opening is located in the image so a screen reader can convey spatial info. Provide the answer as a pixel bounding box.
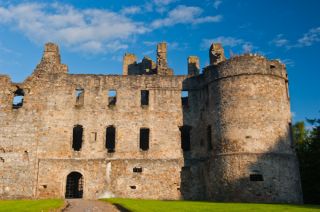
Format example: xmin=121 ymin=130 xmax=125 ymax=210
xmin=75 ymin=88 xmax=84 ymax=106
xmin=141 ymin=90 xmax=149 ymax=106
xmin=133 ymin=167 xmax=143 ymax=173
xmin=181 ymin=91 xmax=189 ymax=107
xmin=106 ymin=126 xmax=116 ymax=153
xmin=72 ymin=125 xmax=83 ymax=151
xmin=250 ymin=174 xmax=264 ymax=181
xmin=207 ymin=125 xmax=213 ymax=151
xmin=180 ymin=126 xmax=191 ymax=151
xmin=140 ymin=128 xmax=150 ymax=151
xmin=108 ymin=90 xmax=117 ymax=106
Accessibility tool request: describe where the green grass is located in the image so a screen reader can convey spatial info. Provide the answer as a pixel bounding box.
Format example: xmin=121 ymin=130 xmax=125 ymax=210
xmin=0 ymin=199 xmax=64 ymax=212
xmin=103 ymin=198 xmax=320 ymax=212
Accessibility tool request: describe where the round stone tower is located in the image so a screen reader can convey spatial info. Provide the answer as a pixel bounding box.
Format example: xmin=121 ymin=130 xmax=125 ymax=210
xmin=206 ymin=44 xmax=302 ymax=203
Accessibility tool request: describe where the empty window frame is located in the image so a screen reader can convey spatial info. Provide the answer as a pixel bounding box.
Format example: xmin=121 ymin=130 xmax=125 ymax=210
xmin=108 ymin=90 xmax=117 ymax=106
xmin=133 ymin=167 xmax=143 ymax=173
xmin=75 ymin=88 xmax=84 ymax=106
xmin=140 ymin=128 xmax=150 ymax=151
xmin=207 ymin=125 xmax=213 ymax=151
xmin=106 ymin=126 xmax=116 ymax=153
xmin=181 ymin=91 xmax=189 ymax=107
xmin=250 ymin=170 xmax=264 ymax=181
xmin=12 ymin=88 xmax=24 ymax=109
xmin=141 ymin=90 xmax=149 ymax=106
xmin=179 ymin=125 xmax=191 ymax=151
xmin=72 ymin=125 xmax=83 ymax=151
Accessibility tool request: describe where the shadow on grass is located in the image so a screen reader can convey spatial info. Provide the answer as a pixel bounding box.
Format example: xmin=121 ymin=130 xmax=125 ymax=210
xmin=112 ymin=203 xmax=132 ymax=212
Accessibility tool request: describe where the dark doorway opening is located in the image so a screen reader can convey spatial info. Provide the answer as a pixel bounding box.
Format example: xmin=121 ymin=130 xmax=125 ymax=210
xmin=140 ymin=128 xmax=150 ymax=151
xmin=65 ymin=172 xmax=83 ymax=199
xmin=179 ymin=125 xmax=191 ymax=151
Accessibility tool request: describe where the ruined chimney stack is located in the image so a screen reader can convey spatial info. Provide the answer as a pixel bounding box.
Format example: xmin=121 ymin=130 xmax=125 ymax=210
xmin=123 ymin=53 xmax=137 ymax=75
xmin=187 ymin=56 xmax=200 ymax=76
xmin=42 ymin=42 xmax=61 ymax=64
xmin=209 ymin=43 xmax=226 ymax=65
xmin=156 ymin=42 xmax=168 ymax=75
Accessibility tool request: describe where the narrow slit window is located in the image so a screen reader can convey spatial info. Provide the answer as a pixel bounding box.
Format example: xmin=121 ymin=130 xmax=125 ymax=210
xmin=207 ymin=125 xmax=213 ymax=151
xmin=141 ymin=90 xmax=149 ymax=106
xmin=179 ymin=125 xmax=191 ymax=151
xmin=140 ymin=128 xmax=150 ymax=151
xmin=75 ymin=88 xmax=84 ymax=106
xmin=106 ymin=126 xmax=116 ymax=153
xmin=181 ymin=91 xmax=189 ymax=107
xmin=72 ymin=125 xmax=83 ymax=151
xmin=12 ymin=88 xmax=24 ymax=109
xmin=108 ymin=90 xmax=117 ymax=106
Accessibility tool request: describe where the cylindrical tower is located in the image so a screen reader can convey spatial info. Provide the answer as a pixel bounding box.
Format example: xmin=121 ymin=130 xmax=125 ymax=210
xmin=207 ymin=53 xmax=302 ymax=203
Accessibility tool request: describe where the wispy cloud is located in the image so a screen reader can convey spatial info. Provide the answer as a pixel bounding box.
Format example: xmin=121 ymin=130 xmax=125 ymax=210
xmin=120 ymin=6 xmax=141 ymax=15
xmin=201 ymin=36 xmax=254 ymax=53
xmin=281 ymin=58 xmax=295 ymax=67
xmin=213 ymin=0 xmax=223 ymax=9
xmin=151 ymin=5 xmax=222 ymax=29
xmin=0 ymin=3 xmax=148 ymax=53
xmin=271 ymin=27 xmax=320 ymax=49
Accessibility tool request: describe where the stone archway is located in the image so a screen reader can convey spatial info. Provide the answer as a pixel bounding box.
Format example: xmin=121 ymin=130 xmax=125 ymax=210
xmin=65 ymin=172 xmax=83 ymax=198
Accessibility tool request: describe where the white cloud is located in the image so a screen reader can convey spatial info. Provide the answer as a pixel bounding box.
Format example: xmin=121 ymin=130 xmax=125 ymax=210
xmin=271 ymin=27 xmax=320 ymax=49
xmin=0 ymin=3 xmax=148 ymax=53
xmin=297 ymin=27 xmax=320 ymax=47
xmin=151 ymin=5 xmax=222 ymax=28
xmin=201 ymin=36 xmax=255 ymax=53
xmin=213 ymin=0 xmax=222 ymax=9
xmin=271 ymin=34 xmax=289 ymax=47
xmin=120 ymin=6 xmax=141 ymax=15
xmin=281 ymin=59 xmax=295 ymax=67
xmin=153 ymin=0 xmax=178 ymax=6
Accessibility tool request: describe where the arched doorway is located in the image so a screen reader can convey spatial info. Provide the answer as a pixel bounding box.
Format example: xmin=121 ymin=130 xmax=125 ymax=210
xmin=65 ymin=172 xmax=83 ymax=198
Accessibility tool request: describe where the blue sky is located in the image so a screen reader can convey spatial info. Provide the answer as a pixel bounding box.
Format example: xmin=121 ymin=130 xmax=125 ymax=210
xmin=0 ymin=0 xmax=319 ymax=122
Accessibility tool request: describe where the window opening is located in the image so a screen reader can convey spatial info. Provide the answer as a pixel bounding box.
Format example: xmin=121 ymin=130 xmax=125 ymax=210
xmin=141 ymin=90 xmax=149 ymax=106
xmin=75 ymin=88 xmax=84 ymax=106
xmin=133 ymin=167 xmax=143 ymax=173
xmin=108 ymin=90 xmax=117 ymax=106
xmin=140 ymin=128 xmax=150 ymax=151
xmin=106 ymin=126 xmax=116 ymax=153
xmin=207 ymin=125 xmax=213 ymax=151
xmin=65 ymin=172 xmax=83 ymax=198
xmin=72 ymin=125 xmax=83 ymax=151
xmin=181 ymin=91 xmax=189 ymax=107
xmin=12 ymin=88 xmax=24 ymax=109
xmin=179 ymin=126 xmax=191 ymax=151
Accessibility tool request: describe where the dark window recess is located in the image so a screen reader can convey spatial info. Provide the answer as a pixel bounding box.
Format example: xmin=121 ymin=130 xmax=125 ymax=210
xmin=141 ymin=90 xmax=149 ymax=106
xmin=72 ymin=125 xmax=83 ymax=151
xmin=75 ymin=88 xmax=84 ymax=106
xmin=106 ymin=126 xmax=116 ymax=153
xmin=133 ymin=167 xmax=143 ymax=173
xmin=181 ymin=91 xmax=189 ymax=107
xmin=12 ymin=88 xmax=24 ymax=109
xmin=250 ymin=174 xmax=264 ymax=181
xmin=270 ymin=64 xmax=276 ymax=69
xmin=140 ymin=128 xmax=150 ymax=151
xmin=108 ymin=90 xmax=117 ymax=106
xmin=207 ymin=125 xmax=213 ymax=151
xmin=130 ymin=185 xmax=136 ymax=189
xmin=180 ymin=126 xmax=191 ymax=151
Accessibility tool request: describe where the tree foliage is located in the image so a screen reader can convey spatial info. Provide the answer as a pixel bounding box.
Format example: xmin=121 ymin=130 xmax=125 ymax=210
xmin=293 ymin=118 xmax=320 ymax=204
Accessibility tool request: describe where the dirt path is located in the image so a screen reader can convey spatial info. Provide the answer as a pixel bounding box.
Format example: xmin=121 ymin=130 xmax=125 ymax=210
xmin=62 ymin=199 xmax=120 ymax=212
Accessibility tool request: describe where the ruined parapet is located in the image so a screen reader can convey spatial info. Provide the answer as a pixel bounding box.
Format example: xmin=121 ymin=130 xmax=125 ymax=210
xmin=156 ymin=42 xmax=169 ymax=75
xmin=141 ymin=57 xmax=156 ymax=75
xmin=187 ymin=56 xmax=200 ymax=76
xmin=123 ymin=53 xmax=137 ymax=75
xmin=209 ymin=43 xmax=226 ymax=65
xmin=31 ymin=43 xmax=68 ymax=77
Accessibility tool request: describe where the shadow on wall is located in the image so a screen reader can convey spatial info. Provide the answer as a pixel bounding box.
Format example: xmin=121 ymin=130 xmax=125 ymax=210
xmin=179 ymin=76 xmax=303 ymax=203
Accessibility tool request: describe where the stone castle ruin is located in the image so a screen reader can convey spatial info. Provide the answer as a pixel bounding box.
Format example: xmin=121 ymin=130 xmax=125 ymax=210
xmin=0 ymin=42 xmax=302 ymax=203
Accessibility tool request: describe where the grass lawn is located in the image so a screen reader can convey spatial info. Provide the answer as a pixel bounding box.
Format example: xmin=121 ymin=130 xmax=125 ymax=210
xmin=103 ymin=198 xmax=320 ymax=212
xmin=0 ymin=199 xmax=64 ymax=212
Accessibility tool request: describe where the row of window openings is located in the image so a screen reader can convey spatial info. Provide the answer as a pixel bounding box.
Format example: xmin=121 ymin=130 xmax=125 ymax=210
xmin=12 ymin=89 xmax=189 ymax=109
xmin=72 ymin=125 xmax=212 ymax=152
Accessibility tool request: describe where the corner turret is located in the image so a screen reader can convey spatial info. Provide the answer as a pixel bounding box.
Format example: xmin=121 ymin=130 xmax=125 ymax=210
xmin=209 ymin=43 xmax=226 ymax=65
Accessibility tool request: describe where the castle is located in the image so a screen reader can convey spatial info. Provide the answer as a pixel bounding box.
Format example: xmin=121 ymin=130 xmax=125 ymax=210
xmin=0 ymin=42 xmax=303 ymax=203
